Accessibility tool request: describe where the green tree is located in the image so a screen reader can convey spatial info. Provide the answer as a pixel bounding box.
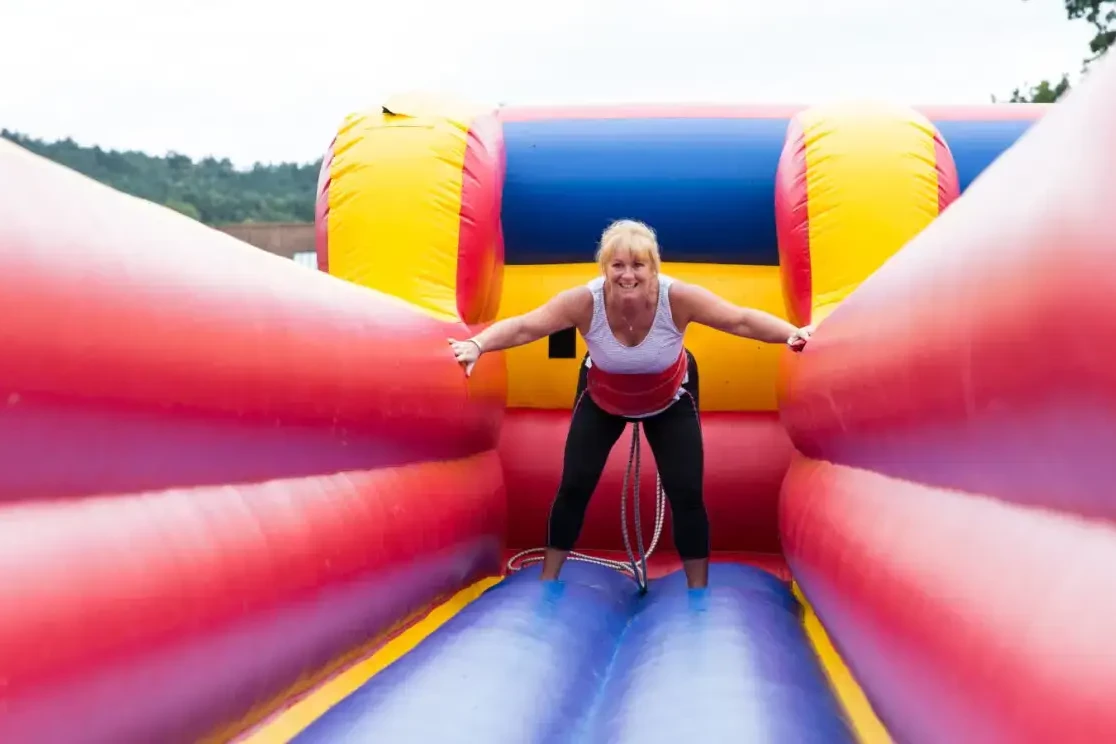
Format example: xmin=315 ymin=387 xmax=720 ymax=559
xmin=165 ymin=198 xmax=202 ymax=221
xmin=1003 ymin=0 xmax=1115 ymax=102
xmin=0 ymin=129 xmax=321 ymax=226
xmin=1067 ymin=0 xmax=1116 ymax=61
xmin=1005 ymin=74 xmax=1073 ymax=102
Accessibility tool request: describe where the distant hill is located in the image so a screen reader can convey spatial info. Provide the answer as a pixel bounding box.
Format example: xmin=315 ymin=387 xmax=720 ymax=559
xmin=1 ymin=129 xmax=320 ymax=226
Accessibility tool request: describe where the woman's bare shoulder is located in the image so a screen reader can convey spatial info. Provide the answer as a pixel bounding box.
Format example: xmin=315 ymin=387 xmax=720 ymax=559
xmin=531 ymin=285 xmax=593 ymax=330
xmin=556 ymin=285 xmax=594 ymax=325
xmin=666 ymin=278 xmax=699 ymax=324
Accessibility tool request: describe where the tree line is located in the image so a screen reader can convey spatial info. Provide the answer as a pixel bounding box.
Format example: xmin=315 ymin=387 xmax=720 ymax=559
xmin=1003 ymin=0 xmax=1113 ymax=101
xmin=0 ymin=128 xmax=320 ymax=226
xmin=1 ymin=0 xmax=1107 ymax=225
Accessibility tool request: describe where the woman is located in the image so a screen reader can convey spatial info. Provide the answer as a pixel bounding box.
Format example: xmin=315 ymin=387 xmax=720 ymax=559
xmin=448 ymin=220 xmax=812 ymax=589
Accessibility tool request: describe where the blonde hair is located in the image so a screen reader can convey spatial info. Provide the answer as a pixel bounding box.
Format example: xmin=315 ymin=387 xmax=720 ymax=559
xmin=595 ymin=219 xmax=661 ymax=274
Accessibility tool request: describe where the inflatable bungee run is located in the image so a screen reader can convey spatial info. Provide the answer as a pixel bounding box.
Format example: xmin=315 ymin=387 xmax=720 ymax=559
xmin=4 ymin=53 xmax=1116 ymax=744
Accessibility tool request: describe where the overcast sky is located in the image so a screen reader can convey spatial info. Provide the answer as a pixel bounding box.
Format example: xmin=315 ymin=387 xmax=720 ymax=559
xmin=0 ymin=0 xmax=1095 ymax=167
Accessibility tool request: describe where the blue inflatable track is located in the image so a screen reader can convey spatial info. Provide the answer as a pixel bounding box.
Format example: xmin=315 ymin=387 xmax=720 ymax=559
xmin=293 ymin=562 xmax=855 ymax=743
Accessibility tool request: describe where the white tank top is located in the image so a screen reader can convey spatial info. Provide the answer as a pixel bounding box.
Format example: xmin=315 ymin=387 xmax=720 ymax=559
xmin=583 ymin=274 xmax=685 ymax=375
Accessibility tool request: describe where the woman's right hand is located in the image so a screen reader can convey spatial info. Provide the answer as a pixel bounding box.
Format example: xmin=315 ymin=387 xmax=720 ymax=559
xmin=448 ymin=338 xmax=483 ymax=376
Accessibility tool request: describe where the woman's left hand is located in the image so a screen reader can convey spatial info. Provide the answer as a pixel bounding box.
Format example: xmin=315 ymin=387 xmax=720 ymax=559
xmin=787 ymin=325 xmax=814 ymax=352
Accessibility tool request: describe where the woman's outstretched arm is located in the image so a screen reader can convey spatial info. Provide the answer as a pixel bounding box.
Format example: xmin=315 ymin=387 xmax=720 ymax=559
xmin=670 ymin=281 xmax=813 ymax=349
xmin=449 ymin=287 xmax=591 ymax=374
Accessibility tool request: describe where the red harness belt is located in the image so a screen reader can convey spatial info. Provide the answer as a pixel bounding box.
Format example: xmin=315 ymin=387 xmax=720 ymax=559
xmin=585 ymin=351 xmax=688 ymax=417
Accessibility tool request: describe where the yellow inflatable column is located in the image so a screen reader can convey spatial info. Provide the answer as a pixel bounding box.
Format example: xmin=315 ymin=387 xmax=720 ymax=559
xmin=774 ymin=102 xmax=961 ymax=326
xmin=318 ymin=92 xmax=505 ymax=324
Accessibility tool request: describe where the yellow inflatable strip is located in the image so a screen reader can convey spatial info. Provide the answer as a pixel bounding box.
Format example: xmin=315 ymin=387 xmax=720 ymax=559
xmin=239 ymin=575 xmax=503 ymax=743
xmin=793 ymin=582 xmax=892 ymax=743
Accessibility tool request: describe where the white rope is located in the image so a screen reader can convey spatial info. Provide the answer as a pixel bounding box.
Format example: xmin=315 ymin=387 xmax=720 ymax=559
xmin=506 ymin=421 xmax=665 ymax=592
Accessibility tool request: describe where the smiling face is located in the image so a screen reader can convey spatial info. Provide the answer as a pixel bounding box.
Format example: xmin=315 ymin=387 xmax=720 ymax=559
xmin=595 ymin=219 xmax=661 ymax=305
xmin=605 ymin=246 xmax=655 ymax=300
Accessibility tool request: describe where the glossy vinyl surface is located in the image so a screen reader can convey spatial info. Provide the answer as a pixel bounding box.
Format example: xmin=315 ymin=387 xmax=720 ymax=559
xmin=778 ymin=53 xmax=1116 ymax=743
xmin=294 ymin=561 xmax=854 ymax=743
xmin=0 ymin=139 xmax=508 ymax=743
xmin=0 ymin=454 xmax=505 ymax=743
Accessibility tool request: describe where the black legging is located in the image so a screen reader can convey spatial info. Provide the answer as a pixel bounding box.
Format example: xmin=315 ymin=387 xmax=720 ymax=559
xmin=546 ymin=349 xmax=710 ymax=560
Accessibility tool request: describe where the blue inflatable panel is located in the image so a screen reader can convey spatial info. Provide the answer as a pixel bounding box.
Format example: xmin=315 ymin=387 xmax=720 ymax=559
xmin=294 ymin=562 xmax=855 ymax=744
xmin=500 ymin=117 xmax=791 ymax=266
xmin=934 ymin=119 xmax=1035 ymax=191
xmin=499 ymin=113 xmax=1039 ymax=267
